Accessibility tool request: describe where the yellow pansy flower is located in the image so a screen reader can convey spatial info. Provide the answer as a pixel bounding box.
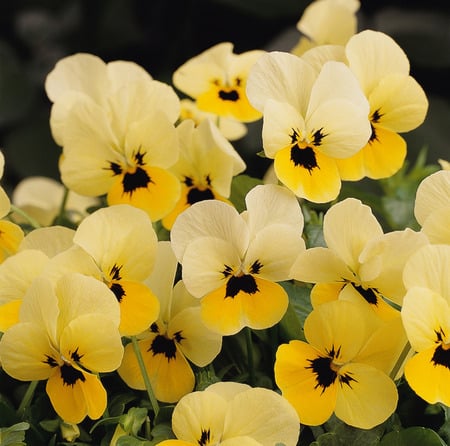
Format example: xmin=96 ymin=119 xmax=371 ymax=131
xmin=173 ymin=42 xmax=264 ymax=123
xmin=171 ymin=184 xmax=305 ymax=335
xmin=0 ymin=273 xmax=123 ymax=424
xmin=402 ymin=244 xmax=450 ymax=405
xmin=158 ymin=381 xmax=300 ymax=446
xmin=118 ymin=242 xmax=222 ymax=403
xmin=162 ymin=118 xmax=246 ymax=229
xmin=246 ymin=52 xmax=371 ymax=202
xmin=275 ymin=299 xmax=399 ymax=429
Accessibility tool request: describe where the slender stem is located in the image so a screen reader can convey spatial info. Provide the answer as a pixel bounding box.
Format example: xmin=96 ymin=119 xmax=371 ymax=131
xmin=17 ymin=380 xmax=39 ymax=419
xmin=390 ymin=341 xmax=412 ymax=381
xmin=245 ymin=327 xmax=255 ymax=386
xmin=130 ymin=336 xmax=160 ymax=419
xmin=55 ymin=187 xmax=70 ymax=224
xmin=9 ymin=205 xmax=41 ymax=229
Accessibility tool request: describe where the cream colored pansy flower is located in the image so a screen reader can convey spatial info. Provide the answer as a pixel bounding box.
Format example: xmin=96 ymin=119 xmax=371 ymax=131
xmin=291 ymin=198 xmax=428 ymax=319
xmin=414 ymin=170 xmax=450 ymax=244
xmin=171 ymin=184 xmax=305 ymax=335
xmin=157 ymin=381 xmax=300 ymax=446
xmin=173 ymin=42 xmax=264 ymax=123
xmin=292 ymin=0 xmax=360 ymax=56
xmin=12 ymin=176 xmax=100 ymax=226
xmin=247 ymin=53 xmax=370 ymax=202
xmin=118 ymin=242 xmax=222 ymax=403
xmin=179 ymin=98 xmax=247 ymax=141
xmin=335 ymin=30 xmax=429 ymax=180
xmin=162 ymin=118 xmax=246 ymax=229
xmin=0 ymin=273 xmax=123 ymax=424
xmin=45 ymin=53 xmax=181 ymax=221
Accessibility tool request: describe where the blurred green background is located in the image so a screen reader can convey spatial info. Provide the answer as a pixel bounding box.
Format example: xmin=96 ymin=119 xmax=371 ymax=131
xmin=0 ymin=0 xmax=449 ymax=193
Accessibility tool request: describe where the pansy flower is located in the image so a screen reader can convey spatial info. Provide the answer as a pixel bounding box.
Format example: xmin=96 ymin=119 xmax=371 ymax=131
xmin=179 ymin=98 xmax=247 ymax=141
xmin=292 ymin=197 xmax=428 ymax=319
xmin=162 ymin=118 xmax=246 ymax=229
xmin=0 ymin=150 xmax=24 ymax=262
xmin=12 ymin=176 xmax=100 ymax=227
xmin=170 ymin=184 xmax=305 ymax=335
xmin=275 ymin=299 xmax=400 ymax=429
xmin=414 ymin=170 xmax=450 ymax=244
xmin=401 ymin=244 xmax=450 ymax=405
xmin=0 ymin=273 xmax=123 ymax=424
xmin=157 ymin=381 xmax=300 ymax=446
xmin=68 ymin=204 xmax=160 ymax=336
xmin=246 ymin=52 xmax=371 ymax=202
xmin=292 ymin=0 xmax=360 ymax=55
xmin=118 ymin=242 xmax=222 ymax=403
xmin=45 ymin=53 xmax=181 ymax=221
xmin=335 ymin=30 xmax=429 ymax=180
xmin=173 ymin=42 xmax=264 ymax=123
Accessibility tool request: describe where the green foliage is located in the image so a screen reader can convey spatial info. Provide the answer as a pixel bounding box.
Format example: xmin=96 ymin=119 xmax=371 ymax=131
xmin=0 ymin=422 xmax=29 ymax=446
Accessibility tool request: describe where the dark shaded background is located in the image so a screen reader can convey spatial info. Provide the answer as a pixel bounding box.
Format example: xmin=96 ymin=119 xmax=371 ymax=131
xmin=0 ymin=0 xmax=449 ymax=191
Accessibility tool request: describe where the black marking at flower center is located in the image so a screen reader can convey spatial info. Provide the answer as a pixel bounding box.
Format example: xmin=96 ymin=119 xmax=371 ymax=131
xmin=225 ymin=274 xmax=258 ymax=298
xmin=371 ymin=109 xmax=383 ymax=124
xmin=431 ymin=344 xmax=450 ymax=369
xmin=122 ymin=167 xmax=153 ymax=195
xmin=198 ymin=428 xmax=211 ymax=446
xmin=110 ymin=264 xmax=122 ymax=281
xmin=43 ymin=355 xmax=58 ymax=368
xmin=311 ymin=128 xmax=326 ymax=146
xmin=306 ymin=355 xmax=337 ymax=393
xmin=108 ymin=162 xmax=123 ymax=176
xmin=110 ymin=282 xmax=126 ymax=303
xmin=250 ymin=259 xmax=263 ymax=274
xmin=150 ymin=335 xmax=177 ymax=360
xmin=71 ymin=347 xmax=83 ymax=363
xmin=60 ymin=363 xmax=86 ymax=386
xmin=187 ymin=187 xmax=215 ymax=205
xmin=352 ymin=283 xmax=379 ymax=305
xmin=290 ymin=145 xmax=318 ymax=172
xmin=218 ymin=89 xmax=239 ymax=102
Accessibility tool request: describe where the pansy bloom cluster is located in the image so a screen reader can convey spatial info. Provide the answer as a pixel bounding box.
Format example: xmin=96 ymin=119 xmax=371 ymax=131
xmin=0 ymin=0 xmax=448 ymax=445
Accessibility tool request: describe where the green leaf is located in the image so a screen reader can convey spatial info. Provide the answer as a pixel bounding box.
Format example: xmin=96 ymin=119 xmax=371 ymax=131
xmin=0 ymin=422 xmax=29 ymax=446
xmin=380 ymin=427 xmax=446 ymax=446
xmin=229 ymin=174 xmax=263 ymax=213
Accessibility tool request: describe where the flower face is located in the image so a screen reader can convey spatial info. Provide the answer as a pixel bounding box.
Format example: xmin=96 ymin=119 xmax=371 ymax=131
xmin=118 ymin=242 xmax=222 ymax=403
xmin=71 ymin=205 xmax=160 ymax=336
xmin=247 ymin=53 xmax=371 ymax=202
xmin=402 ymin=244 xmax=450 ymax=405
xmin=46 ymin=53 xmax=181 ymax=221
xmin=158 ymin=381 xmax=300 ymax=446
xmin=275 ymin=299 xmax=399 ymax=429
xmin=173 ymin=42 xmax=264 ymax=123
xmin=0 ymin=273 xmax=123 ymax=424
xmin=291 ymin=197 xmax=428 ymax=317
xmin=414 ymin=170 xmax=450 ymax=244
xmin=335 ymin=30 xmax=429 ymax=180
xmin=162 ymin=119 xmax=246 ymax=229
xmin=170 ymin=184 xmax=305 ymax=335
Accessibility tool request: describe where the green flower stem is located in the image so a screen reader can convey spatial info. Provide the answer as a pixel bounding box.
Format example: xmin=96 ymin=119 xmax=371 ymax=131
xmin=245 ymin=327 xmax=255 ymax=386
xmin=54 ymin=186 xmax=70 ymax=224
xmin=130 ymin=336 xmax=160 ymax=419
xmin=17 ymin=380 xmax=39 ymax=419
xmin=9 ymin=205 xmax=41 ymax=229
xmin=390 ymin=340 xmax=412 ymax=381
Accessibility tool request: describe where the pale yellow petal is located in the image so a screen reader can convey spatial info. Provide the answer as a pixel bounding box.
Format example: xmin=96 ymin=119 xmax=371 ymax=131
xmin=20 ymin=226 xmax=75 ymax=257
xmin=323 ymin=198 xmax=383 ymax=272
xmin=422 ymin=208 xmax=450 ymax=244
xmin=169 ymin=306 xmax=222 ymax=366
xmin=74 ymin=204 xmax=157 ymax=280
xmin=414 ymin=170 xmax=450 ymax=226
